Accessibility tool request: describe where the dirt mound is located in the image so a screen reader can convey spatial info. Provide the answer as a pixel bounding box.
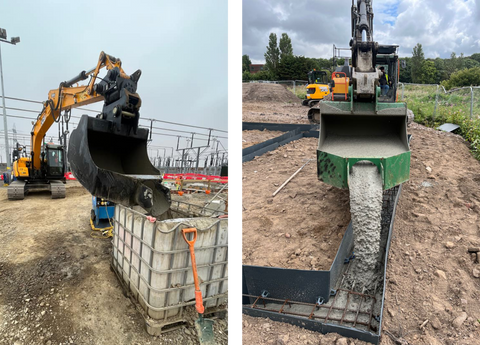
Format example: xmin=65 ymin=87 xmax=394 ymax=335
xmin=243 ymin=83 xmax=301 ymax=104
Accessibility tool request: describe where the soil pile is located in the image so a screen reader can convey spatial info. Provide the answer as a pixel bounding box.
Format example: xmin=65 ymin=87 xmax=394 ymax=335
xmin=243 ymin=83 xmax=300 ymax=103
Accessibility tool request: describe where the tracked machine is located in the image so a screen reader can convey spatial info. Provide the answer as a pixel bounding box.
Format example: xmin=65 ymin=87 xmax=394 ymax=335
xmin=301 ymin=70 xmax=330 ymax=107
xmin=9 ymin=52 xmax=171 ymax=218
xmin=314 ymin=0 xmax=410 ymax=286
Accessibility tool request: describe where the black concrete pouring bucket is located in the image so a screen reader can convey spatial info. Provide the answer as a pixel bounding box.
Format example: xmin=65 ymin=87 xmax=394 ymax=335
xmin=68 ymin=115 xmax=171 ymax=218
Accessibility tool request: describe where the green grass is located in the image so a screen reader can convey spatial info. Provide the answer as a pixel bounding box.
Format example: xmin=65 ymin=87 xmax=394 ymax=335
xmin=287 ymin=86 xmax=307 ymax=100
xmin=403 ymin=85 xmax=480 ymax=160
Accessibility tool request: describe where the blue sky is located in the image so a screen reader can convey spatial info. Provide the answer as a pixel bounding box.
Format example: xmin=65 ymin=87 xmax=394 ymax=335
xmin=243 ymin=0 xmax=480 ymax=63
xmin=0 ymin=0 xmax=227 ymax=162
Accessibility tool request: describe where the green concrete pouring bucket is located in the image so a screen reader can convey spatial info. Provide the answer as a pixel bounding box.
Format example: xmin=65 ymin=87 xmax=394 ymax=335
xmin=316 ymin=102 xmax=410 ymax=190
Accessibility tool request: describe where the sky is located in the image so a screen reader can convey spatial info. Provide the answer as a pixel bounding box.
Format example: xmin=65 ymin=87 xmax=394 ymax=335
xmin=243 ymin=0 xmax=480 ymax=63
xmin=0 ymin=0 xmax=227 ymax=165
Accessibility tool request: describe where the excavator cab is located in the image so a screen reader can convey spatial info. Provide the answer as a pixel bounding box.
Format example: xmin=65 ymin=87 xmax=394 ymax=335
xmin=303 ymin=70 xmax=330 ymax=107
xmin=45 ymin=144 xmax=65 ymax=178
xmin=376 ymin=45 xmax=400 ymax=103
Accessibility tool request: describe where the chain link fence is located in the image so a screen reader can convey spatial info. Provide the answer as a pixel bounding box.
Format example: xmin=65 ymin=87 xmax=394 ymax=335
xmin=399 ymin=83 xmax=480 ymax=121
xmin=248 ymin=80 xmax=308 ymax=96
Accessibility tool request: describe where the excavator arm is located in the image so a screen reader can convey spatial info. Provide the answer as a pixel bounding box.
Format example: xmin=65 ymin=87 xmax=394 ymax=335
xmin=31 ymin=51 xmax=134 ymax=171
xmin=30 ymin=51 xmax=171 ymax=217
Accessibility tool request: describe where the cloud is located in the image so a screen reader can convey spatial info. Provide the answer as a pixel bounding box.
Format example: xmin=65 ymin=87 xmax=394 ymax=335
xmin=243 ymin=0 xmax=480 ymax=62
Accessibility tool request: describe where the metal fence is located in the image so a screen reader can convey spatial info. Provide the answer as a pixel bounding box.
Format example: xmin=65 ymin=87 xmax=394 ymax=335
xmin=248 ymin=80 xmax=308 ymax=94
xmin=399 ymin=83 xmax=480 ymax=120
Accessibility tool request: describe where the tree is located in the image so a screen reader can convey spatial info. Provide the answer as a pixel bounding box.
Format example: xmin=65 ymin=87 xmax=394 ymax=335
xmin=445 ymin=52 xmax=457 ymax=78
xmin=470 ymin=53 xmax=480 ymax=64
xmin=441 ymin=67 xmax=480 ymax=90
xmin=279 ymin=33 xmax=293 ymax=60
xmin=464 ymin=58 xmax=480 ymax=69
xmin=264 ymin=33 xmax=280 ymax=78
xmin=422 ymin=60 xmax=437 ymax=84
xmin=242 ymin=55 xmax=252 ymax=73
xmin=411 ymin=43 xmax=425 ymax=83
xmin=457 ymin=53 xmax=465 ymax=71
xmin=434 ymin=58 xmax=448 ymax=83
xmin=399 ymin=57 xmax=412 ymax=83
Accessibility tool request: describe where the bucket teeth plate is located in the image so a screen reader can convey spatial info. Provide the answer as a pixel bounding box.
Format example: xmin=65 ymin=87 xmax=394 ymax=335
xmin=68 ymin=115 xmax=171 ymax=217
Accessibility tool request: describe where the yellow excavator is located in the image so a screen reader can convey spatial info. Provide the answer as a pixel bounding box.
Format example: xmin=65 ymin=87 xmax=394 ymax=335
xmin=9 ymin=51 xmax=171 ymax=217
xmin=301 ymin=70 xmax=330 ymax=107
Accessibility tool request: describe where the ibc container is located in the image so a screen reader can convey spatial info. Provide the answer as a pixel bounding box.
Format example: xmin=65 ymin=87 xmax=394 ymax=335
xmin=111 ymin=204 xmax=228 ymax=333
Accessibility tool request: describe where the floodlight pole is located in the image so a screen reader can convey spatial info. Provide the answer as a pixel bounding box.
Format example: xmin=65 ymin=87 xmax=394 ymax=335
xmin=0 ymin=32 xmax=20 ymax=169
xmin=0 ymin=44 xmax=10 ymax=168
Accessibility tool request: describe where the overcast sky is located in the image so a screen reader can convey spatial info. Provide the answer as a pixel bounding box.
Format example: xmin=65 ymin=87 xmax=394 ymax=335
xmin=243 ymin=0 xmax=480 ymax=63
xmin=0 ymin=0 xmax=227 ymax=163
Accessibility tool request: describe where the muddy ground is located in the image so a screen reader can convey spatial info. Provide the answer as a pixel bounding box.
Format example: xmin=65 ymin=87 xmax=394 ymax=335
xmin=241 ymin=85 xmax=480 ymax=344
xmin=0 ymin=183 xmax=227 ymax=345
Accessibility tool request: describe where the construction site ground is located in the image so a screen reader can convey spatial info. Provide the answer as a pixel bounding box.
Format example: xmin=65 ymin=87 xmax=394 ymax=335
xmin=243 ymin=83 xmax=307 ymax=124
xmin=242 ymin=130 xmax=285 ymax=149
xmin=242 ymin=85 xmax=480 ymax=344
xmin=0 ymin=182 xmax=227 ymax=345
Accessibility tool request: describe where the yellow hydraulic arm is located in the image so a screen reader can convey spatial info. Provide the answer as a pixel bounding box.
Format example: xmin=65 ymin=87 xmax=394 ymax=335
xmin=31 ymin=51 xmax=131 ymax=170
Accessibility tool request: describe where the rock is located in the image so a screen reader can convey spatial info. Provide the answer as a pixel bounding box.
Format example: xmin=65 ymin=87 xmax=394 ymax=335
xmin=336 ymin=338 xmax=348 ymax=345
xmin=294 ymin=249 xmax=301 ymax=256
xmin=277 ymin=334 xmax=289 ymax=345
xmin=445 ymin=242 xmax=455 ymax=249
xmin=407 ymin=109 xmax=414 ymax=125
xmin=473 ymin=267 xmax=480 ymax=278
xmin=461 ymin=299 xmax=468 ymax=305
xmin=435 ymin=270 xmax=447 ymax=280
xmin=452 ymin=312 xmax=468 ymax=328
xmin=426 ymin=166 xmax=432 ymax=173
xmin=387 ymin=308 xmax=396 ymax=318
xmin=431 ymin=318 xmax=441 ymax=330
xmin=285 ymin=233 xmax=291 ymax=239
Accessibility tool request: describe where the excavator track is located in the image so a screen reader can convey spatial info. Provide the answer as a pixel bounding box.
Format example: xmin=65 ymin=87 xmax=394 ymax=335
xmin=50 ymin=181 xmax=66 ymax=199
xmin=7 ymin=180 xmax=26 ymax=200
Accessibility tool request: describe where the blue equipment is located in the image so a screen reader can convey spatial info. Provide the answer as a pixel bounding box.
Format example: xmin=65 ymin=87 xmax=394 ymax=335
xmin=90 ymin=196 xmax=115 ymax=232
